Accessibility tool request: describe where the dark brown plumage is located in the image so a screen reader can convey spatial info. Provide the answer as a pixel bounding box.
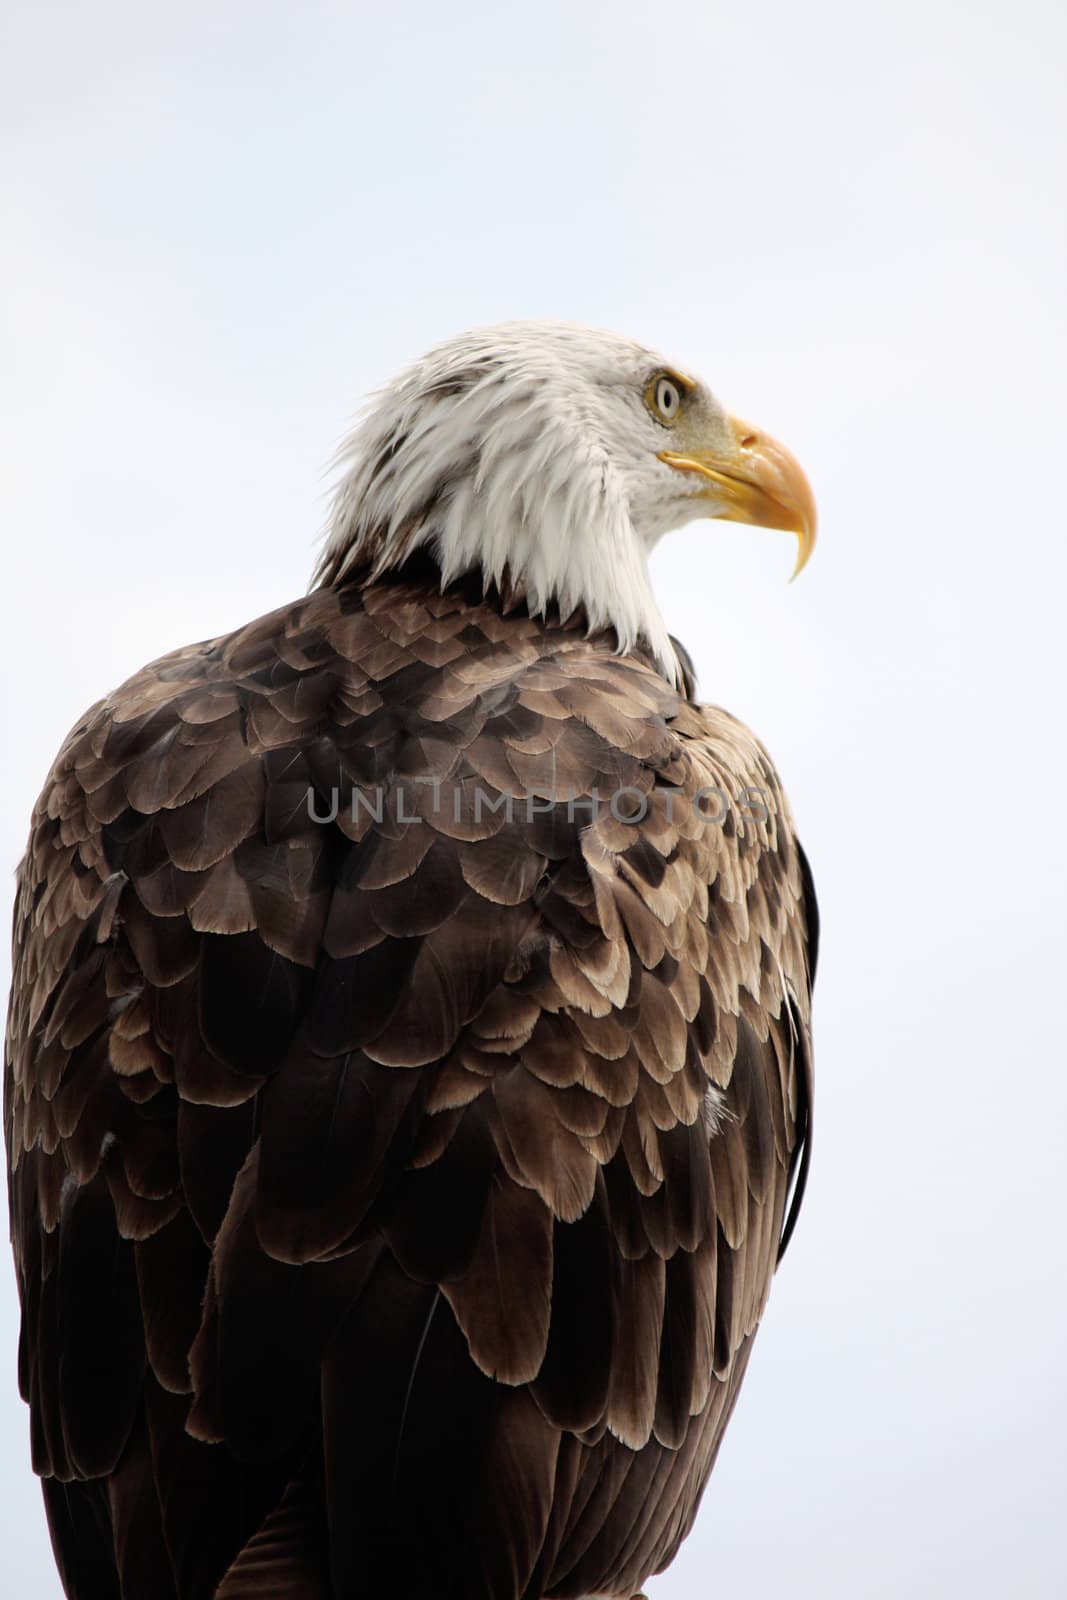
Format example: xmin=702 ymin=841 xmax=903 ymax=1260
xmin=6 ymin=554 xmax=816 ymax=1599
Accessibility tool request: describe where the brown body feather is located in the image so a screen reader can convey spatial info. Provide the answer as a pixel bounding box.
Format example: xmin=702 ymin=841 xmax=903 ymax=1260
xmin=6 ymin=562 xmax=815 ymax=1599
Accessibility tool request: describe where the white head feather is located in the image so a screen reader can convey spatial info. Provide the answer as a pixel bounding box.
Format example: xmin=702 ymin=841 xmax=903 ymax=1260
xmin=315 ymin=321 xmax=749 ymax=685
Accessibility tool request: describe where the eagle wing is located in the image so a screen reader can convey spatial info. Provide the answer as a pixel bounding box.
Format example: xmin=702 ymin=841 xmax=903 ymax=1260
xmin=5 ymin=576 xmax=815 ymax=1600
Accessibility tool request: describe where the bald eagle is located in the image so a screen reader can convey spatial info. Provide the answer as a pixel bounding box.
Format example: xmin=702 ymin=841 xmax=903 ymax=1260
xmin=5 ymin=322 xmax=818 ymax=1600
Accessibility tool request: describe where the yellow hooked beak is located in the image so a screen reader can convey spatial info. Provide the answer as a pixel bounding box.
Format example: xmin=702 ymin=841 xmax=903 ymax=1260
xmin=659 ymin=415 xmax=817 ymax=577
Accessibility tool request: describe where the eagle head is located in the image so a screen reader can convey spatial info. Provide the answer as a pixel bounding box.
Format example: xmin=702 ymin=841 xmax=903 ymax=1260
xmin=316 ymin=321 xmax=815 ymax=684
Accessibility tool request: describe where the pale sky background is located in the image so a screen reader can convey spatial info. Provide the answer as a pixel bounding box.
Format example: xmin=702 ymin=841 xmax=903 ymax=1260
xmin=2 ymin=1 xmax=1065 ymax=1595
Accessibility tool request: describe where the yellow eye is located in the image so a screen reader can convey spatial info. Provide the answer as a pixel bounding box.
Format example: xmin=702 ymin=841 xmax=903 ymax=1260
xmin=648 ymin=374 xmax=682 ymax=424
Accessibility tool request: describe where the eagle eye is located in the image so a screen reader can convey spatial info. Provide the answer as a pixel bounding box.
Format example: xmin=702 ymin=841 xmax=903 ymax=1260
xmin=648 ymin=374 xmax=682 ymax=425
